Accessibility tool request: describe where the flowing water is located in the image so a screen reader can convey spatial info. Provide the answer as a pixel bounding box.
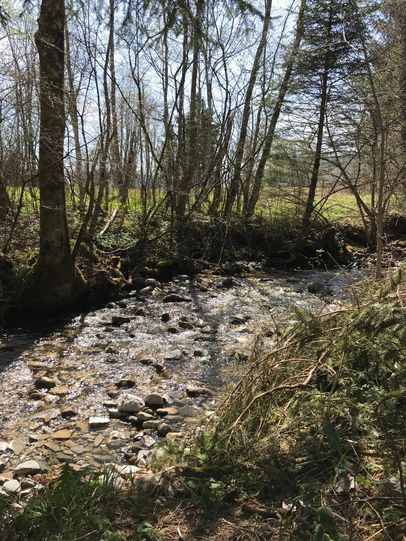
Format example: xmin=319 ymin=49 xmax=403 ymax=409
xmin=0 ymin=269 xmax=362 ymax=482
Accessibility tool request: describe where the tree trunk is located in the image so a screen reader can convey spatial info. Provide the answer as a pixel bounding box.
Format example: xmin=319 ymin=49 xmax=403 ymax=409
xmin=301 ymin=8 xmax=332 ymax=232
xmin=26 ymin=0 xmax=83 ymax=310
xmin=246 ymin=0 xmax=306 ymax=218
xmin=223 ymin=0 xmax=273 ymax=219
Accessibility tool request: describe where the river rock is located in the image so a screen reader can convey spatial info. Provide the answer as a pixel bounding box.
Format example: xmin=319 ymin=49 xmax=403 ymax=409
xmin=178 ymin=405 xmax=201 ymax=418
xmin=142 ymin=420 xmax=161 ymax=430
xmin=28 ymin=390 xmax=45 ymax=400
xmin=106 ymin=387 xmax=120 ymax=399
xmin=221 ymin=277 xmax=239 ymax=288
xmin=157 ymin=423 xmax=172 ymax=437
xmin=89 ymin=417 xmax=110 ymax=428
xmin=31 ymin=408 xmax=61 ymax=423
xmin=307 ymin=282 xmax=332 ymax=296
xmin=105 ymin=345 xmax=119 ymax=354
xmin=10 ymin=439 xmax=25 ymax=455
xmin=179 ymin=320 xmax=194 ymax=330
xmin=176 ymin=274 xmax=190 ymax=281
xmin=163 ymin=294 xmax=192 ymax=303
xmin=51 ymin=385 xmax=69 ymax=396
xmin=61 ymin=406 xmax=78 ymax=418
xmin=165 ymin=432 xmax=183 ymax=443
xmin=144 ymin=393 xmax=165 ymax=408
xmin=139 ymin=360 xmax=156 ymax=370
xmin=118 ymin=393 xmax=144 ymax=413
xmin=231 ymin=315 xmax=246 ymax=325
xmin=15 ymin=460 xmax=46 ymax=476
xmin=156 ymin=407 xmax=178 ymax=416
xmin=142 ymin=435 xmax=156 ymax=448
xmin=110 ymin=315 xmax=132 ymax=327
xmin=116 ymin=377 xmax=136 ymax=389
xmin=115 ymin=464 xmax=140 ymax=477
xmin=20 ymin=478 xmax=37 ymax=489
xmin=51 ymin=429 xmax=73 ymax=440
xmin=186 ymin=386 xmax=214 ymax=397
xmin=139 ymin=286 xmax=153 ymax=295
xmin=167 ymin=326 xmax=180 ymax=334
xmin=34 ymin=376 xmax=58 ymax=390
xmin=3 ymin=479 xmax=21 ymax=494
xmin=145 ymin=278 xmax=161 ymax=289
xmin=137 ymin=411 xmax=154 ymax=422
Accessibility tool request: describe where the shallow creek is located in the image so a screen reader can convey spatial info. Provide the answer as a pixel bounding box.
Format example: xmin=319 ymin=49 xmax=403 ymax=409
xmin=0 ymin=269 xmax=361 ymax=488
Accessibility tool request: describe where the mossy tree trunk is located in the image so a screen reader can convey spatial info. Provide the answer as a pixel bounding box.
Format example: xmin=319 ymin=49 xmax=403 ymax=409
xmin=26 ymin=0 xmax=83 ymax=309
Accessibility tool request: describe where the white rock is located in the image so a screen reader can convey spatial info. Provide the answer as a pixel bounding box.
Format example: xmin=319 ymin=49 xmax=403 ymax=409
xmin=3 ymin=479 xmax=21 ymax=494
xmin=115 ymin=465 xmax=139 ymax=477
xmin=88 ymin=417 xmax=110 ymax=428
xmin=117 ymin=393 xmax=144 ymax=413
xmin=14 ymin=460 xmax=46 ymax=476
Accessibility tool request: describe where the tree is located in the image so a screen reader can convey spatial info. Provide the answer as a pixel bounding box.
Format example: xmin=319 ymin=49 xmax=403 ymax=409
xmin=25 ymin=0 xmax=84 ymax=310
xmin=296 ymin=0 xmax=360 ymax=232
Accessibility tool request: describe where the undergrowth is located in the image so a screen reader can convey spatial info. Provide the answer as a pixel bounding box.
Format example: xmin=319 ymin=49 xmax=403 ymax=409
xmin=176 ymin=269 xmax=406 ymax=539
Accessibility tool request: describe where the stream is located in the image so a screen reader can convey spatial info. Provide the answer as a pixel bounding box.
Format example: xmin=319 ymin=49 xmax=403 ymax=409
xmin=0 ymin=268 xmax=362 ymax=494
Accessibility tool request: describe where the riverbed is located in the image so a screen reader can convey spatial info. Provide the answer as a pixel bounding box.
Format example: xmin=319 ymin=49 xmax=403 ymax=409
xmin=0 ymin=269 xmax=362 ymax=493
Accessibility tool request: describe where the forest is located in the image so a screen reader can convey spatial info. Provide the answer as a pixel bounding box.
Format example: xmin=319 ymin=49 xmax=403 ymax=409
xmin=0 ymin=0 xmax=405 ymax=540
